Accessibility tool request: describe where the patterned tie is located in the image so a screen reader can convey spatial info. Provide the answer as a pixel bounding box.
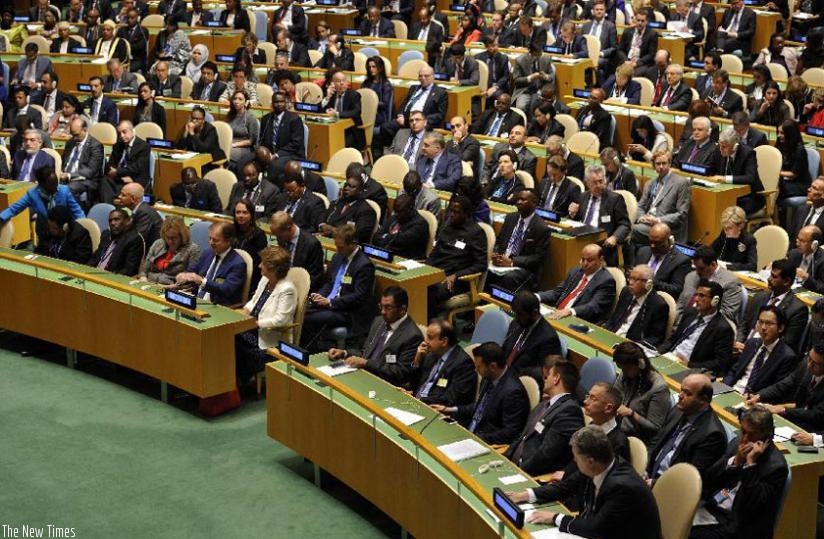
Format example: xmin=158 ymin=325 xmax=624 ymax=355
xmin=198 ymin=254 xmax=221 ymax=298
xmin=662 ymin=87 xmax=674 ymax=107
xmin=469 ymin=382 xmax=494 ymax=432
xmin=687 ymin=143 xmax=701 ymax=163
xmin=271 ymin=119 xmax=281 ymax=148
xmin=653 ymin=75 xmax=664 ymax=104
xmin=421 ymin=157 xmax=434 ymax=183
xmin=487 ymin=114 xmax=505 ymax=137
xmin=746 ymin=345 xmax=769 ymax=391
xmin=402 ymin=133 xmax=419 ymax=164
xmin=584 ymin=197 xmax=599 ymax=226
xmin=506 ymin=218 xmax=526 ymax=256
xmin=510 ymin=400 xmax=552 ymax=462
xmin=557 ymin=275 xmax=589 ymax=310
xmin=416 ymin=353 xmax=448 ymax=398
xmin=543 ymin=183 xmax=558 ymax=210
xmin=368 ymin=324 xmax=392 ymax=361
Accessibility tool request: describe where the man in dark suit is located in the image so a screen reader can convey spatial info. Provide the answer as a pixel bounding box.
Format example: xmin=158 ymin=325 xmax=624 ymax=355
xmin=83 ymin=9 xmax=101 ymax=46
xmin=506 ymin=360 xmax=585 ymax=475
xmin=706 ymin=70 xmax=744 ymax=119
xmin=315 ymin=34 xmax=355 ymax=71
xmin=319 ymin=173 xmax=377 ymax=245
xmin=259 ymin=91 xmax=306 ymax=168
xmin=546 ymin=135 xmax=584 ymax=180
xmin=607 ymin=264 xmax=670 ymax=347
xmin=790 ymin=178 xmax=824 ymax=242
xmin=736 ymin=258 xmax=809 ymax=352
xmin=470 ymin=93 xmax=523 ymax=139
xmin=732 ymin=111 xmax=768 ymax=148
xmin=425 ymin=196 xmax=488 ymax=319
xmin=509 ymin=15 xmax=548 ymax=49
xmin=103 ymin=121 xmax=150 ymax=203
xmin=388 ymin=110 xmax=428 ymax=168
xmin=102 ymin=59 xmax=138 ymax=94
xmin=329 ymin=286 xmax=422 ymax=387
xmin=725 ymin=306 xmax=797 ymax=394
xmin=176 ymin=222 xmax=245 ymax=306
xmin=483 ymin=126 xmax=537 ymax=183
xmin=12 ymin=130 xmax=55 ymax=182
xmin=3 ymin=87 xmax=43 ymax=130
xmin=446 ymin=116 xmax=481 ymax=175
xmin=272 ymin=162 xmax=326 ymax=233
xmin=716 ymin=0 xmax=756 ymax=54
xmin=157 ymin=0 xmax=186 ymax=22
xmin=571 ymin=165 xmax=631 ymax=266
xmin=640 ymin=49 xmax=671 ymax=103
xmin=301 ymin=224 xmax=376 ymax=348
xmin=648 ymin=372 xmax=727 ymax=481
xmin=634 ymin=223 xmax=692 ymax=298
xmin=601 ymin=147 xmax=639 ymax=196
xmin=29 ymin=0 xmax=59 ymax=21
xmin=692 ymin=406 xmax=788 ymax=539
xmin=176 ymin=106 xmax=225 ymax=162
xmin=372 ymin=193 xmax=429 ymax=261
xmin=695 ymin=53 xmax=721 ymax=99
xmin=226 ymin=161 xmax=279 ymax=220
xmin=359 ymin=6 xmax=395 ymax=37
xmin=85 ymin=76 xmax=118 ymax=127
xmin=322 ymin=70 xmax=365 ymax=151
xmin=539 ymin=244 xmax=616 ymax=324
xmin=435 ymin=342 xmax=530 ymax=445
xmin=60 ymin=117 xmax=104 ymax=205
xmin=92 ymin=208 xmax=145 ymax=276
xmin=185 ymin=0 xmax=214 ymax=26
xmin=582 ymin=0 xmax=619 ymax=79
xmin=713 ymin=127 xmax=762 ymax=215
xmin=536 ymin=155 xmax=582 ymax=218
xmin=13 ymin=43 xmax=53 ymax=88
xmin=115 ymin=9 xmax=148 ymax=73
xmin=658 ymin=280 xmax=734 ymax=375
xmin=409 ymin=6 xmax=445 ymax=66
xmin=382 ymin=65 xmax=448 ymax=145
xmin=412 ymin=319 xmax=476 ymax=406
xmin=415 ymin=132 xmax=462 ymax=191
xmin=170 ymin=167 xmax=223 ymax=213
xmin=654 ymin=63 xmax=692 ymax=111
xmin=509 ymin=426 xmax=660 ymax=539
xmin=272 ymin=0 xmax=307 ymax=41
xmin=148 ymin=61 xmax=181 ymax=99
xmin=618 ymin=7 xmax=658 ymax=69
xmin=669 ymin=0 xmax=705 ymax=59
xmin=489 ymin=189 xmax=550 ymax=292
xmin=501 ymin=291 xmax=562 ymax=384
xmin=475 ymin=36 xmax=511 ymax=108
xmin=347 ymin=162 xmax=388 ymax=225
xmin=511 ymin=44 xmax=555 ymax=111
xmin=190 ymin=62 xmax=227 ymax=102
xmin=788 ymin=225 xmax=824 ymax=293
xmin=674 ymin=116 xmax=717 ymax=169
xmin=31 ymin=71 xmax=65 ymax=124
xmin=442 ymin=43 xmax=480 ymax=88
xmin=118 ymin=182 xmax=162 ymax=247
xmin=270 ymin=211 xmax=325 ymax=292
xmin=750 ymin=343 xmax=824 ymax=433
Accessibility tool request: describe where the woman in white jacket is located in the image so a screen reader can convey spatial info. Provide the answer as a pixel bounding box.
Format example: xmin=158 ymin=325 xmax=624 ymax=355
xmin=754 ymin=33 xmax=800 ymax=77
xmin=235 ymin=246 xmax=297 ymax=384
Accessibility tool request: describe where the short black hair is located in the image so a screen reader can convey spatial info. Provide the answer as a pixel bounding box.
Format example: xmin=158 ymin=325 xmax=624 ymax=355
xmin=428 ymin=318 xmax=457 ymax=346
xmin=758 ymin=304 xmax=786 ymax=330
xmin=771 ymin=258 xmax=797 ymax=281
xmin=552 ymin=360 xmax=580 ymax=392
xmin=697 ymin=278 xmax=724 ymax=302
xmin=473 ymin=342 xmax=506 ymax=368
xmin=692 ymin=245 xmax=718 ymax=265
xmin=381 ymin=286 xmax=409 ymax=308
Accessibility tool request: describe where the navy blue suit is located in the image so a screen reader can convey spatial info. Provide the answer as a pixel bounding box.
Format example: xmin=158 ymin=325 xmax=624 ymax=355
xmin=84 ymin=96 xmax=119 ymax=126
xmin=188 ymin=248 xmax=247 ymax=306
xmin=456 ymin=371 xmax=530 ymax=445
xmin=11 ymin=149 xmax=55 ymax=182
xmin=723 ymin=339 xmax=797 ymax=393
xmin=538 ymin=267 xmax=616 ymax=324
xmin=602 ymin=76 xmax=642 ymax=105
xmin=415 ymin=150 xmax=462 ymax=191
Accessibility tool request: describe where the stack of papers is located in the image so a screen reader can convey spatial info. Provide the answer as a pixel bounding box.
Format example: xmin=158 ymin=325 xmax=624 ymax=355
xmin=489 ymin=264 xmax=521 ymax=275
xmin=498 ymin=473 xmax=528 ymax=485
xmin=167 ymin=152 xmax=198 ymax=160
xmin=397 ymin=259 xmax=424 ymax=270
xmin=437 ymin=439 xmax=490 ymax=462
xmin=384 ymin=407 xmax=425 ymax=426
xmin=531 ymin=529 xmax=588 ymax=538
xmin=774 ymin=426 xmax=798 ymax=442
xmin=316 ymin=364 xmax=357 ymax=377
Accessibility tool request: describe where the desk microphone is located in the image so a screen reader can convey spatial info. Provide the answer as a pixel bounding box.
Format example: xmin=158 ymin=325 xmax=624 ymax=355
xmin=692 ymin=230 xmax=710 ymax=247
xmin=418 ymin=411 xmax=442 ymax=436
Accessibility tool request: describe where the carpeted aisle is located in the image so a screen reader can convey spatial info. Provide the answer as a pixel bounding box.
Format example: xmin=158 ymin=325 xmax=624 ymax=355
xmin=0 ymin=344 xmax=393 ymax=539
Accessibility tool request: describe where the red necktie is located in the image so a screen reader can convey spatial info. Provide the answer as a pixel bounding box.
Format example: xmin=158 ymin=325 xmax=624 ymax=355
xmin=558 ymin=275 xmax=589 ymax=310
xmin=662 ymin=87 xmax=674 ymax=106
xmin=653 ymin=75 xmax=664 ymax=104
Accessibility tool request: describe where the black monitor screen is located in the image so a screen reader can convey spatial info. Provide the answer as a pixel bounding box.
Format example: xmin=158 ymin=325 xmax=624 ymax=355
xmin=278 ymin=341 xmax=310 ymax=366
xmin=492 ymin=488 xmax=525 ymax=529
xmin=165 ymin=289 xmax=197 ymax=310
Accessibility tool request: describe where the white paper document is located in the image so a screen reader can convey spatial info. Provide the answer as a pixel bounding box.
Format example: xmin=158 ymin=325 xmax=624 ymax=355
xmin=397 ymin=259 xmax=424 ymax=270
xmin=168 ymin=152 xmax=198 ymax=160
xmin=530 ymin=528 xmax=587 ymax=538
xmin=383 ymin=407 xmax=425 ymax=426
xmin=774 ymin=426 xmax=798 ymax=441
xmin=316 ymin=364 xmax=357 ymax=377
xmin=488 ymin=264 xmax=522 ymax=275
xmin=437 ymin=439 xmax=490 ymax=462
xmin=498 ymin=473 xmax=529 ymax=485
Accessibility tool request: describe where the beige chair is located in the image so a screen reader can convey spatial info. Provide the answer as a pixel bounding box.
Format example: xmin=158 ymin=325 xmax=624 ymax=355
xmin=365 ymin=199 xmax=381 ymax=240
xmin=133 ymin=72 xmax=146 ymax=87
xmin=606 ymin=267 xmax=626 ymax=310
xmin=689 ymin=87 xmax=700 ymax=102
xmin=418 ymin=209 xmax=438 ymax=258
xmin=235 ymin=249 xmax=254 ymax=306
xmin=379 ymin=55 xmax=392 ymax=76
xmin=653 ymin=10 xmax=666 ymax=22
xmin=89 ymin=122 xmax=117 ymax=145
xmin=695 ymin=18 xmax=708 ymax=59
xmin=353 ymin=51 xmax=368 ymax=73
xmin=442 ymin=222 xmax=494 ymax=324
xmin=356 ymin=87 xmax=378 ymax=163
xmin=802 ymin=67 xmax=824 ymax=86
xmin=308 ymin=49 xmax=323 ymax=66
xmin=76 ymin=218 xmax=101 ymax=252
xmin=767 ymin=62 xmax=789 ymax=81
xmin=753 ymin=225 xmax=789 ymax=269
xmin=295 ymin=81 xmax=323 ymax=104
xmin=141 ymin=14 xmax=166 ymax=27
xmin=584 ymin=34 xmax=601 ymax=69
xmin=0 ymin=220 xmax=14 ymax=248
xmin=627 ymin=436 xmax=648 ymax=477
xmin=519 ymin=375 xmax=541 ymax=410
xmin=637 ymin=77 xmax=655 ymax=107
xmin=42 ymin=147 xmax=62 ymax=174
xmin=371 ymin=154 xmax=409 ymax=185
xmin=211 ymin=121 xmax=233 ymax=168
xmin=567 ymin=176 xmax=586 ymax=192
xmin=515 ymin=169 xmax=534 ymax=189
xmin=398 ymin=58 xmax=429 ymax=78
xmin=461 ymin=161 xmax=473 ymax=177
xmin=327 ymin=148 xmax=364 ymax=175
xmin=657 ymin=290 xmax=678 ymax=339
xmin=494 ymin=0 xmax=508 ymax=9
xmin=392 ymin=19 xmax=408 ymax=39
xmin=22 ymin=35 xmax=50 ymax=54
xmin=28 ymin=105 xmax=47 ymax=128
xmin=256 ymin=82 xmax=273 ymax=107
xmin=510 ymin=106 xmax=528 ymax=127
xmin=783 ymin=99 xmax=795 ymax=120
xmin=615 ymin=9 xmax=626 ymax=24
xmin=204 ymin=168 xmax=238 ymax=210
xmin=179 ymin=75 xmax=193 ymax=99
xmin=477 ymin=60 xmax=489 ymax=93
xmin=258 ymin=41 xmax=277 ymax=64
xmin=566 ymin=131 xmax=600 ymax=154
xmin=730 ymin=88 xmax=747 ymax=107
xmin=555 ymin=113 xmax=579 ymax=138
xmin=134 ymin=122 xmax=163 ymax=141
xmin=748 ymin=145 xmax=783 ymax=229
xmin=615 ymin=189 xmax=638 ymax=223
xmin=653 ymin=462 xmax=702 ymax=539
xmin=720 ymin=54 xmax=744 ymax=73
xmin=315 ymin=193 xmax=330 ymax=209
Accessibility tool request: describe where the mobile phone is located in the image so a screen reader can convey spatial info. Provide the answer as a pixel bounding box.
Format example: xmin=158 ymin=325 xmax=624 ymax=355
xmin=798 ymin=445 xmax=819 ymax=454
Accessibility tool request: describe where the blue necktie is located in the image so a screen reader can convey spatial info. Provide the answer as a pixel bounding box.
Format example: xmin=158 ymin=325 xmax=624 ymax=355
xmin=327 ymin=261 xmax=347 ymax=300
xmin=506 ymin=218 xmax=526 ymax=256
xmin=487 ymin=114 xmax=504 ymax=137
xmin=19 ymin=156 xmax=33 ymax=181
xmin=198 ymin=254 xmax=222 ymax=298
xmin=403 ymin=133 xmax=419 ymax=165
xmin=271 ymin=118 xmax=281 ymax=148
xmin=469 ymin=383 xmax=493 ymax=432
xmin=416 ymin=353 xmax=448 ymax=398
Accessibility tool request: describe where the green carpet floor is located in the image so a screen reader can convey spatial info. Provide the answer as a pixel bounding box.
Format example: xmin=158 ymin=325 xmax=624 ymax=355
xmin=0 ymin=338 xmax=395 ymax=539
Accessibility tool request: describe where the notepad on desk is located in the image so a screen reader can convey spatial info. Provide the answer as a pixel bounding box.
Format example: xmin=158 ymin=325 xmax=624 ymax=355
xmin=397 ymin=259 xmax=424 ymax=270
xmin=774 ymin=426 xmax=798 ymax=442
xmin=383 ymin=407 xmax=426 ymax=426
xmin=316 ymin=364 xmax=357 ymax=377
xmin=437 ymin=439 xmax=490 ymax=462
xmin=530 ymin=528 xmax=588 ymax=538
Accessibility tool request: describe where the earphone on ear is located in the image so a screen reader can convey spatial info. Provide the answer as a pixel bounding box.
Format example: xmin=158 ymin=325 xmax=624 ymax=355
xmin=668 ymin=235 xmax=675 ymax=246
xmin=813 ymin=239 xmax=821 ymax=251
xmin=613 ymin=153 xmax=621 ymax=167
xmin=63 ymin=222 xmax=69 ymax=233
xmin=710 ymin=295 xmax=720 ymax=309
xmin=644 ymin=278 xmax=653 ymax=292
xmin=512 ymin=160 xmax=518 ymax=170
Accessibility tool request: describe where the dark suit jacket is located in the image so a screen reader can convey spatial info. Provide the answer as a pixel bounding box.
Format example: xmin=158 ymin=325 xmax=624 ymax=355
xmin=501 ymin=317 xmax=562 ymax=377
xmin=457 ymin=371 xmax=530 ymax=445
xmin=674 ymin=139 xmax=717 ymax=168
xmin=148 ymin=75 xmax=181 ymax=99
xmin=788 ymin=248 xmax=824 ymax=293
xmin=116 ymin=25 xmax=149 ymax=71
xmin=397 ymin=84 xmax=448 ymax=128
xmin=177 ymin=123 xmax=225 ymax=162
xmin=359 ymin=17 xmax=396 ymax=38
xmin=426 ymin=219 xmax=487 ymax=278
xmin=191 ymin=80 xmax=227 ymax=102
xmin=707 ymin=88 xmax=744 ymax=117
xmin=509 ymin=26 xmax=549 ymax=49
xmin=648 ymin=406 xmax=727 ymax=478
xmin=372 ymin=212 xmax=429 ymax=260
xmin=536 ymin=176 xmax=582 ymax=218
xmin=618 ymin=26 xmax=657 ymax=66
xmin=326 ymin=89 xmax=365 ymax=150
xmin=669 ymin=11 xmax=705 ymax=44
xmin=413 ymin=346 xmax=476 ymax=406
xmin=62 ymin=135 xmax=104 ymax=194
xmin=602 ymin=76 xmax=642 ymax=104
xmin=226 ymin=180 xmax=279 ymax=219
xmin=712 ymin=144 xmax=763 ymax=214
xmin=35 ymin=221 xmax=93 ymax=265
xmin=11 ymin=150 xmax=55 ymax=182
xmin=324 ymin=197 xmax=377 ymax=245
xmin=505 ymin=394 xmax=585 ymax=475
xmin=742 ymin=127 xmax=768 ymax=148
xmin=84 ymin=96 xmax=119 ymax=126
xmin=134 ymin=102 xmax=166 ymax=133
xmin=273 ymin=5 xmax=307 ymax=39
xmin=635 ymin=246 xmax=692 ymax=299
xmin=288 ymin=228 xmax=325 ymax=292
xmin=133 ymin=203 xmax=162 ymax=247
xmin=473 ymin=51 xmax=511 ymax=94
xmin=442 ymin=56 xmax=480 ymax=87
xmin=536 ymin=457 xmax=662 ymax=539
xmin=494 ymin=211 xmax=550 ymax=276
xmin=107 ymin=137 xmax=151 ymax=188
xmin=158 ymin=0 xmax=187 ymax=22
xmin=31 ymin=89 xmax=67 ymax=115
xmin=347 ymin=315 xmax=422 ymax=386
xmin=724 ymin=338 xmax=797 ymax=392
xmin=258 ymin=110 xmax=306 ymax=160
xmin=409 ymin=22 xmax=445 ymax=56
xmin=791 ymin=204 xmax=824 ymax=242
xmin=188 ymin=248 xmax=246 ymax=306
xmin=572 ymin=189 xmax=631 ymax=242
xmin=695 ymin=73 xmax=714 ymax=99
xmin=606 ymin=289 xmax=670 ymax=347
xmin=484 ymin=143 xmax=537 ymax=184
xmin=170 ymin=180 xmax=223 ymax=213
xmin=738 ymin=289 xmax=809 ymax=352
xmin=185 ymin=10 xmax=214 ymax=26
xmin=759 ymin=362 xmax=824 ymax=432
xmin=660 ymin=312 xmax=734 ymax=375
xmin=655 ymin=83 xmax=692 ymax=111
xmin=272 ymin=190 xmax=326 ymax=233
xmin=3 ymin=106 xmax=43 ymax=130
xmin=701 ymin=439 xmax=788 ymax=539
xmin=315 ymin=48 xmax=355 ymax=71
xmin=93 ymin=228 xmax=145 ymax=276
xmin=445 ymin=135 xmax=481 ymax=169
xmin=103 ymin=72 xmax=139 ymax=94
xmin=415 ymin=150 xmax=462 ymax=191
xmin=719 ymin=6 xmax=757 ymax=49
xmin=538 ymin=267 xmax=616 ymax=324
xmin=219 ymin=8 xmax=251 ymax=31
xmin=316 ymin=248 xmax=376 ymax=334
xmin=470 ymin=109 xmax=523 ymax=138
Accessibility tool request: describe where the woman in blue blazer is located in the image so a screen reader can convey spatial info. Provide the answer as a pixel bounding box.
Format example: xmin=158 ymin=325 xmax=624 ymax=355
xmin=0 ymin=167 xmax=84 ymax=240
xmin=602 ymin=63 xmax=642 ymax=105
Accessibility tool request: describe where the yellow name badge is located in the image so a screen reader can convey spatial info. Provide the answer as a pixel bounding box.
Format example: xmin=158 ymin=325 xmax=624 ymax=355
xmin=215 ymin=277 xmax=225 ymax=283
xmin=436 ymin=378 xmax=449 ymax=388
xmin=342 ymin=276 xmax=352 ymax=284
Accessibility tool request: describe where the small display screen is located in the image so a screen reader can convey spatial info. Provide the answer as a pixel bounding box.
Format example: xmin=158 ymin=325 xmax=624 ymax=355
xmin=680 ymin=162 xmax=709 ymax=176
xmin=278 ymin=341 xmax=309 ymax=366
xmin=165 ymin=289 xmax=197 ymax=310
xmin=363 ymin=244 xmax=393 ymax=263
xmin=535 ymin=208 xmax=560 ymax=222
xmin=489 ymin=286 xmax=515 ymax=304
xmin=492 ymin=488 xmax=525 ymax=529
xmin=147 ymin=138 xmax=174 ymax=149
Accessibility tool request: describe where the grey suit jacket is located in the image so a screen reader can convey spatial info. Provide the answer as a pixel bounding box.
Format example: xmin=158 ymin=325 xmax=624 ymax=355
xmin=13 ymin=56 xmax=52 ymax=85
xmin=580 ymin=19 xmax=618 ymax=59
xmin=346 ymin=315 xmax=423 ymax=387
xmin=389 ymin=128 xmax=425 ymax=162
xmin=635 ymin=172 xmax=691 ymax=242
xmin=511 ymin=53 xmax=555 ymax=103
xmin=62 ymin=135 xmax=104 ymax=193
xmin=442 ymin=56 xmax=480 ymax=86
xmin=103 ymin=72 xmax=139 ymax=93
xmin=677 ymin=267 xmax=743 ymax=324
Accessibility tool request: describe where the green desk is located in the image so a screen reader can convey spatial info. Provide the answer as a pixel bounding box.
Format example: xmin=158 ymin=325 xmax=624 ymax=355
xmin=266 ymin=353 xmax=566 ymax=539
xmin=0 ymin=247 xmax=256 ymax=398
xmin=0 ymin=180 xmax=33 ymax=246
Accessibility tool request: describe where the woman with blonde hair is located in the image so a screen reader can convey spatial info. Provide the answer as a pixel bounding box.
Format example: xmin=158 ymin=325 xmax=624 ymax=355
xmin=140 ymin=217 xmax=202 ymax=284
xmin=710 ymin=206 xmax=757 ymax=271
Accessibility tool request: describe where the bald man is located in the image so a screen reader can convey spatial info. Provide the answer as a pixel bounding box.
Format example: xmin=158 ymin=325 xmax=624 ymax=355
xmin=118 ymin=182 xmax=162 ymax=246
xmin=537 ymin=244 xmax=616 ymax=323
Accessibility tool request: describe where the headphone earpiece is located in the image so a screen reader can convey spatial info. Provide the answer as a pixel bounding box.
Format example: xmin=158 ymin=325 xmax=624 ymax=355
xmin=613 ymin=153 xmax=621 ymax=167
xmin=668 ymin=235 xmax=675 ymax=246
xmin=637 ymin=355 xmax=646 ymax=370
xmin=711 ymin=295 xmax=720 ymax=309
xmin=813 ymin=240 xmax=820 ymax=251
xmin=513 ymin=160 xmax=518 ymax=170
xmin=644 ymin=278 xmax=653 ymax=292
xmin=63 ymin=222 xmax=69 ymax=233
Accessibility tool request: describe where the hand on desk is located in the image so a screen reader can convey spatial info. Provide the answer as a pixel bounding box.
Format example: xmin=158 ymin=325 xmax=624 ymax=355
xmin=344 ymin=356 xmax=368 ymax=368
xmin=549 ymin=308 xmax=572 ymax=320
xmin=318 ymin=223 xmax=335 ymax=237
xmin=175 ymin=272 xmax=204 ymax=286
xmin=504 ymin=491 xmax=529 ymax=503
xmin=430 ymin=404 xmax=455 ymax=415
xmin=328 ymin=348 xmax=347 ymax=360
xmin=792 ymin=432 xmax=814 ymax=446
xmin=527 ymin=510 xmax=557 ymax=525
xmin=443 ymin=274 xmax=457 ymax=292
xmin=762 ymin=403 xmax=786 ymax=415
xmin=744 ymin=393 xmax=760 ymax=406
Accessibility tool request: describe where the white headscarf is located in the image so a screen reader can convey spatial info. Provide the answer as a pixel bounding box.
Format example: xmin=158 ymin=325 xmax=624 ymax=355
xmin=185 ymin=44 xmax=209 ymax=83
